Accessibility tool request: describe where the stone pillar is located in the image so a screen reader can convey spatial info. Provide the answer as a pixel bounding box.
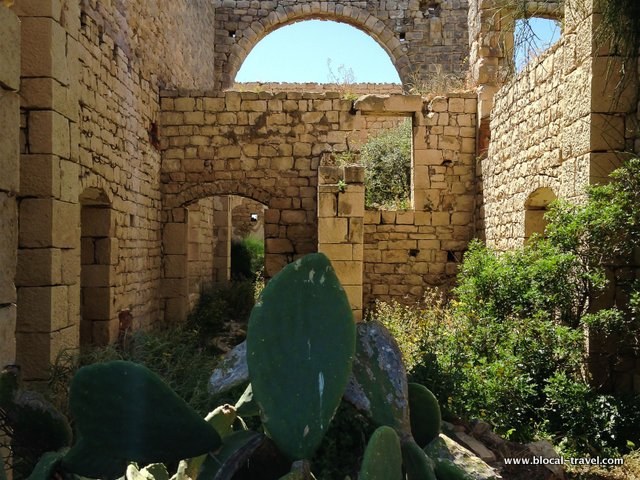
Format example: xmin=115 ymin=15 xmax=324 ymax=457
xmin=212 ymin=196 xmax=232 ymax=282
xmin=0 ymin=4 xmax=20 ymax=368
xmin=162 ymin=208 xmax=189 ymax=323
xmin=317 ymin=166 xmax=365 ymax=321
xmin=12 ymin=0 xmax=82 ymax=380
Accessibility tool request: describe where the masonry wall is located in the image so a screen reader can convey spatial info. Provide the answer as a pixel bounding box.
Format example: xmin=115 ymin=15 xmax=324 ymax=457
xmin=363 ymin=94 xmax=477 ymax=307
xmin=187 ymin=197 xmax=216 ymax=308
xmin=482 ymin=2 xmax=637 ymax=250
xmin=214 ymin=0 xmax=470 ymax=90
xmin=11 ymin=0 xmax=218 ymax=380
xmin=235 ymin=82 xmax=404 ymax=95
xmin=482 ymin=23 xmax=591 ymax=249
xmin=0 ymin=5 xmax=20 ymax=367
xmin=159 ymin=91 xmax=479 ymax=318
xmin=232 ymin=197 xmax=267 ymax=241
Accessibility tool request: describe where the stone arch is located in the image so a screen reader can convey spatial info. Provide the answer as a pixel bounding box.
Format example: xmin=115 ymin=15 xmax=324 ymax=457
xmin=168 ymin=181 xmax=273 ymax=210
xmin=222 ymin=5 xmax=409 ymax=89
xmin=524 ymin=187 xmax=556 ymax=242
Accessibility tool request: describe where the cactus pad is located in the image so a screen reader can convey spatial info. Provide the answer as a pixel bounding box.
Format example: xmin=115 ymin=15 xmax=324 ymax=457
xmin=359 ymin=426 xmax=402 ymax=480
xmin=246 ymin=253 xmax=355 ymax=460
xmin=408 ymin=383 xmax=441 ymax=447
xmin=402 ymin=438 xmax=437 ymax=480
xmin=63 ymin=361 xmax=221 ymax=478
xmin=346 ymin=321 xmax=410 ymax=436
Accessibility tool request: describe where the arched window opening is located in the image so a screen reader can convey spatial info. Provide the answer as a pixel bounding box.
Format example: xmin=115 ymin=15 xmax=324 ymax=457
xmin=235 ymin=20 xmax=401 ymax=86
xmin=525 ymin=187 xmax=557 ymax=243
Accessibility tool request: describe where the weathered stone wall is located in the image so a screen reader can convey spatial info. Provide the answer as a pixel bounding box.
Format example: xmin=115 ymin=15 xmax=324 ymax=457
xmin=0 ymin=5 xmax=20 ymax=367
xmin=11 ymin=0 xmax=218 ymax=379
xmin=187 ymin=197 xmax=216 ymax=308
xmin=159 ymin=90 xmax=477 ymax=317
xmin=482 ymin=2 xmax=638 ymax=250
xmin=214 ymin=0 xmax=470 ymax=90
xmin=75 ymin=0 xmax=218 ymax=332
xmin=159 ymin=90 xmax=358 ymax=292
xmin=363 ymin=94 xmax=477 ymax=306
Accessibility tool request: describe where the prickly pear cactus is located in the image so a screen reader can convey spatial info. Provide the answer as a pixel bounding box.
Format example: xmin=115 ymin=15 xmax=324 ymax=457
xmin=408 ymin=383 xmax=441 ymax=447
xmin=359 ymin=426 xmax=402 ymax=480
xmin=63 ymin=361 xmax=221 ymax=478
xmin=346 ymin=321 xmax=410 ymax=437
xmin=246 ymin=253 xmax=355 ymax=460
xmin=402 ymin=439 xmax=437 ymax=480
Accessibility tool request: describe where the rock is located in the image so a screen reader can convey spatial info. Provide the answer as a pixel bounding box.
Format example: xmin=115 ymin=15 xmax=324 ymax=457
xmin=209 ymin=341 xmax=248 ymax=395
xmin=452 ymin=431 xmax=497 ymax=462
xmin=470 ymin=420 xmax=507 ymax=450
xmin=425 ymin=434 xmax=502 ymax=480
xmin=526 ymin=440 xmax=565 ymax=479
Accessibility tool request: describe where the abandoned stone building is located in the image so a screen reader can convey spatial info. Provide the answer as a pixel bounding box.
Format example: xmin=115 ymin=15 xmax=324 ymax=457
xmin=0 ymin=0 xmax=638 ymax=392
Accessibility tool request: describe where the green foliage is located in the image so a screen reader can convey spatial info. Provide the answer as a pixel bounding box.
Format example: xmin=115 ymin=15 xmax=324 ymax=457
xmin=187 ymin=280 xmax=256 ymax=342
xmin=361 ymin=119 xmax=412 ymax=209
xmin=246 ymin=253 xmax=356 ymax=460
xmin=51 ymin=325 xmax=220 ymax=417
xmin=231 ymin=237 xmax=264 ymax=281
xmin=377 ymin=159 xmax=640 ymax=455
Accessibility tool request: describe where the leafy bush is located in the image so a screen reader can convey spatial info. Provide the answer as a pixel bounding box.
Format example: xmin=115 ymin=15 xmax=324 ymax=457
xmin=231 ymin=236 xmax=264 ymax=281
xmin=361 ymin=119 xmax=412 ymax=209
xmin=187 ymin=280 xmax=256 ymax=341
xmin=375 ymin=159 xmax=640 ymax=455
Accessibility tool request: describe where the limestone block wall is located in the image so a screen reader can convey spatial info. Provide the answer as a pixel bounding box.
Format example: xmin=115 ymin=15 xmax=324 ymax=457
xmin=0 ymin=5 xmax=20 ymax=367
xmin=482 ymin=1 xmax=638 ymax=250
xmin=363 ymin=94 xmax=477 ymax=307
xmin=159 ymin=89 xmax=361 ymax=320
xmin=235 ymin=82 xmax=404 ymax=95
xmin=75 ymin=0 xmax=219 ymax=333
xmin=10 ymin=0 xmax=218 ymax=380
xmin=214 ymin=0 xmax=470 ymax=90
xmin=187 ymin=198 xmax=216 ymax=308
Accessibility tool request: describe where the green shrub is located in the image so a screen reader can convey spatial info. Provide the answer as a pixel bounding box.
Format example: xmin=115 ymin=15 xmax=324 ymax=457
xmin=231 ymin=237 xmax=264 ymax=281
xmin=361 ymin=119 xmax=412 ymax=209
xmin=374 ymin=159 xmax=640 ymax=455
xmin=187 ymin=280 xmax=256 ymax=340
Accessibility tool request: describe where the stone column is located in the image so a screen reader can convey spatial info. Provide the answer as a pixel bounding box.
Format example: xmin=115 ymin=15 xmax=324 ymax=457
xmin=212 ymin=196 xmax=232 ymax=282
xmin=317 ymin=166 xmax=365 ymax=321
xmin=12 ymin=0 xmax=82 ymax=381
xmin=161 ymin=208 xmax=189 ymax=323
xmin=0 ymin=4 xmax=20 ymax=368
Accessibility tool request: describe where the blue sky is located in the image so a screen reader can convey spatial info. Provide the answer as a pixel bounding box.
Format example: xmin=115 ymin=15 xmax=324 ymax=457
xmin=235 ymin=18 xmax=561 ymax=83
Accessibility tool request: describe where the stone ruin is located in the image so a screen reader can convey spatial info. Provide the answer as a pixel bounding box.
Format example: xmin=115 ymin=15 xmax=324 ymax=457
xmin=0 ymin=0 xmax=638 ymax=394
